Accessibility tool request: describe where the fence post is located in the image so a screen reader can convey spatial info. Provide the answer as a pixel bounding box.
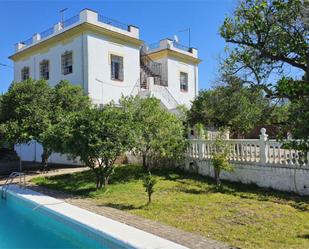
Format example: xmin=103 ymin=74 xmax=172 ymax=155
xmin=259 ymin=128 xmax=268 ymax=164
xmin=198 ymin=140 xmax=203 ymax=160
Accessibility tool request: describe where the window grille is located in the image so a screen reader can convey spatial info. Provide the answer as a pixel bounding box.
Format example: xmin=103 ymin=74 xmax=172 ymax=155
xmin=61 ymin=51 xmax=73 ymax=75
xmin=111 ymin=54 xmax=124 ymax=81
xmin=40 ymin=60 xmax=49 ymax=80
xmin=21 ymin=67 xmax=30 ymax=81
xmin=180 ymin=72 xmax=188 ymax=92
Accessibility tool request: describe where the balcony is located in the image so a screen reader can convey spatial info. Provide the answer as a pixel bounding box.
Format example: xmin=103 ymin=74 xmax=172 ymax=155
xmin=143 ymin=39 xmax=198 ymax=58
xmin=15 ymin=9 xmax=139 ymax=52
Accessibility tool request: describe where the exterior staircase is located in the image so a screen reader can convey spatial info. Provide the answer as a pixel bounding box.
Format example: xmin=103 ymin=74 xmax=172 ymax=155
xmin=138 ymin=46 xmax=179 ymax=111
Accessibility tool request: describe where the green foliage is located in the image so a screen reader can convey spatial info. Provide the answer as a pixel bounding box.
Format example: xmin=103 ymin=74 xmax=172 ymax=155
xmin=143 ymin=171 xmax=157 ymax=204
xmin=211 ymin=131 xmax=234 ymax=187
xmin=47 ymin=105 xmax=133 ymax=189
xmin=0 ymin=79 xmax=52 ymax=145
xmin=0 ymin=79 xmax=91 ymax=169
xmin=193 ymin=123 xmax=207 ymax=139
xmin=220 ymin=0 xmax=309 ymax=149
xmin=189 ymin=76 xmax=268 ymax=137
xmin=120 ymin=96 xmax=187 ymax=171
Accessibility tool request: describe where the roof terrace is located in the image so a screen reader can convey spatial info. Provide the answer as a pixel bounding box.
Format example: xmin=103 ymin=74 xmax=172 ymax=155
xmin=143 ymin=39 xmax=198 ymax=58
xmin=14 ymin=9 xmax=140 ymax=53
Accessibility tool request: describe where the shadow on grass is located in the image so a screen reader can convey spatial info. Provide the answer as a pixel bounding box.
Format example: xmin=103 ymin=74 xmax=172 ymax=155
xmin=152 ymin=167 xmax=309 ymax=212
xmin=102 ymin=202 xmax=146 ymax=210
xmin=33 ymin=164 xmax=309 ymax=212
xmin=298 ymin=234 xmax=309 ymax=240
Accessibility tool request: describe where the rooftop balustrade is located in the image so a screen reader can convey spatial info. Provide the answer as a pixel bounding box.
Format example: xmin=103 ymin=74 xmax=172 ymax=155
xmin=15 ymin=9 xmax=138 ymax=52
xmin=143 ymin=39 xmax=198 ymax=58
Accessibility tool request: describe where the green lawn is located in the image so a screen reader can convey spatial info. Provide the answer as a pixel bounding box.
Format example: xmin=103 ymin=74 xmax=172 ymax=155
xmin=32 ymin=165 xmax=309 ymax=249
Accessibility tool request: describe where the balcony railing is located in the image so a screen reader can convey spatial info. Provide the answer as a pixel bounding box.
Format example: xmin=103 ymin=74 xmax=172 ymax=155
xmin=40 ymin=27 xmax=54 ymax=39
xmin=22 ymin=37 xmax=32 ymax=46
xmin=98 ymin=14 xmax=129 ymax=31
xmin=20 ymin=15 xmax=80 ymax=48
xmin=172 ymin=41 xmax=190 ymax=52
xmin=62 ymin=15 xmax=79 ymax=28
xmin=17 ymin=12 xmax=132 ymax=51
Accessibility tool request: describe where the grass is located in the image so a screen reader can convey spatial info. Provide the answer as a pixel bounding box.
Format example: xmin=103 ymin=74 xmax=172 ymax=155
xmin=32 ymin=164 xmax=309 ymax=249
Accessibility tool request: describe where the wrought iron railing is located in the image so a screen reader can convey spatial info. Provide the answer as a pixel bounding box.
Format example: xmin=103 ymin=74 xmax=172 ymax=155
xmin=22 ymin=37 xmax=32 ymax=46
xmin=62 ymin=15 xmax=79 ymax=28
xmin=40 ymin=27 xmax=54 ymax=39
xmin=173 ymin=41 xmax=190 ymax=52
xmin=98 ymin=14 xmax=129 ymax=31
xmin=20 ymin=15 xmax=80 ymax=48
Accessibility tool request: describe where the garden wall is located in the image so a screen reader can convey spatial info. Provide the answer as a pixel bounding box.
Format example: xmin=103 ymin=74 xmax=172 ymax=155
xmin=185 ymin=160 xmax=309 ymax=196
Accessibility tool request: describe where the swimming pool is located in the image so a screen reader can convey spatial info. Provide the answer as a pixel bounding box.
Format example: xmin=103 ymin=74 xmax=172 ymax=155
xmin=0 ymin=185 xmax=187 ymax=249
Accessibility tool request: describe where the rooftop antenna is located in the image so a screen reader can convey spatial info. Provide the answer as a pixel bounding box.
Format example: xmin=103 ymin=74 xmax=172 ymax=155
xmin=60 ymin=8 xmax=68 ymax=25
xmin=178 ymin=28 xmax=191 ymax=48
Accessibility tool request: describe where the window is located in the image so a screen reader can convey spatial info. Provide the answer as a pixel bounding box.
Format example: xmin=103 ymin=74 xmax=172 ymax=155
xmin=180 ymin=72 xmax=188 ymax=92
xmin=40 ymin=60 xmax=49 ymax=80
xmin=61 ymin=51 xmax=73 ymax=75
xmin=21 ymin=67 xmax=30 ymax=81
xmin=111 ymin=54 xmax=124 ymax=81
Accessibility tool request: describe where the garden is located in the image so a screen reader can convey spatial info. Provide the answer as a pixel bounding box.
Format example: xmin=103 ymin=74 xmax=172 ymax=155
xmin=0 ymin=0 xmax=308 ymax=248
xmin=32 ymin=164 xmax=309 ymax=249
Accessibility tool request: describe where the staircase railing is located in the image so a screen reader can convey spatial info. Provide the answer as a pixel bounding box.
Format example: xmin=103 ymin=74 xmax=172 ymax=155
xmin=153 ymin=84 xmax=179 ymax=109
xmin=129 ymin=78 xmax=141 ymax=96
xmin=140 ymin=46 xmax=164 ymax=87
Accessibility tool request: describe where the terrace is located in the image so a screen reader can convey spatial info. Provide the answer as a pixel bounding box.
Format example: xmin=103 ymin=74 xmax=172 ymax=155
xmin=143 ymin=39 xmax=199 ymax=58
xmin=15 ymin=9 xmax=139 ymax=52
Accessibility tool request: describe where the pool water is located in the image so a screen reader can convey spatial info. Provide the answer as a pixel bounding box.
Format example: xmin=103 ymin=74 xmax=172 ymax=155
xmin=0 ymin=192 xmax=129 ymax=249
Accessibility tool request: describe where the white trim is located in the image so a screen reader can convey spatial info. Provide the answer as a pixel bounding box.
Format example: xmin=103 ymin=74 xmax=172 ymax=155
xmin=6 ymin=185 xmax=188 ymax=249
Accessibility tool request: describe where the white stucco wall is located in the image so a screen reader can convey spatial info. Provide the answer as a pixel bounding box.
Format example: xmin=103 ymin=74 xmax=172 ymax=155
xmin=13 ymin=35 xmax=85 ymax=89
xmin=86 ymin=33 xmax=140 ymax=105
xmin=185 ymin=160 xmax=309 ymax=196
xmin=15 ymin=142 xmax=80 ymax=166
xmin=166 ymin=57 xmax=197 ymax=108
xmin=151 ymin=56 xmax=198 ymax=108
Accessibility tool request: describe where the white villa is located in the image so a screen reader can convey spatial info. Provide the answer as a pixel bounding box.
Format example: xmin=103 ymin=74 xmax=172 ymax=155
xmin=9 ymin=8 xmax=201 ymax=164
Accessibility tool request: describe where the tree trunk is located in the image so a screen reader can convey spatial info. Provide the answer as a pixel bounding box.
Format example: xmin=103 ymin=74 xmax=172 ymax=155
xmin=214 ymin=167 xmax=221 ymax=187
xmin=41 ymin=148 xmax=50 ymax=172
xmin=148 ymin=192 xmax=151 ymax=204
xmin=142 ymin=154 xmax=147 ymax=171
xmin=104 ymin=176 xmax=109 ymax=187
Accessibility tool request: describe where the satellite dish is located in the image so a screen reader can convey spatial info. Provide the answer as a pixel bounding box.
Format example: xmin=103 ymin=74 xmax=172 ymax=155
xmin=174 ymin=35 xmax=179 ymax=43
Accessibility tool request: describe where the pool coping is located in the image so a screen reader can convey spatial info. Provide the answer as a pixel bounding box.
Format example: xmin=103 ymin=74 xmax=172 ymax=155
xmin=4 ymin=185 xmax=188 ymax=249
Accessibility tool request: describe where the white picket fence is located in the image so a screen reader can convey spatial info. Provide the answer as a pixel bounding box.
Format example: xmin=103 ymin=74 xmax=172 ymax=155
xmin=187 ymin=128 xmax=309 ymax=167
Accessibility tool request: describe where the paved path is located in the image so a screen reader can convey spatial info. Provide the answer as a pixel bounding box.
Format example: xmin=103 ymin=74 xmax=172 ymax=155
xmin=1 ymin=168 xmax=233 ymax=249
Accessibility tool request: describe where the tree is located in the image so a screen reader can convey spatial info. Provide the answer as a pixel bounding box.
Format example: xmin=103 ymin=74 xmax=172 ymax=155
xmin=189 ymin=76 xmax=269 ymax=138
xmin=0 ymin=79 xmax=52 ymax=161
xmin=0 ymin=79 xmax=91 ymax=170
xmin=220 ymin=0 xmax=309 ymax=147
xmin=41 ymin=80 xmax=91 ymax=168
xmin=211 ymin=131 xmax=234 ymax=188
xmin=143 ymin=172 xmax=157 ymax=204
xmin=120 ymin=96 xmax=187 ymax=172
xmin=47 ymin=105 xmax=133 ymax=189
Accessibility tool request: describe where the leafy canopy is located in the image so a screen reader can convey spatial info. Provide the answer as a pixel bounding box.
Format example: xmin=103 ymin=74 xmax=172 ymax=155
xmin=120 ymin=96 xmax=186 ymax=171
xmin=220 ymin=0 xmax=309 ymax=148
xmin=46 ymin=105 xmax=133 ymax=188
xmin=189 ymin=76 xmax=269 ymax=137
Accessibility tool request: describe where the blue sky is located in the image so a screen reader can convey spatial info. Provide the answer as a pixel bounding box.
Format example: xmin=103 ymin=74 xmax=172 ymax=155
xmin=0 ymin=0 xmax=237 ymax=93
